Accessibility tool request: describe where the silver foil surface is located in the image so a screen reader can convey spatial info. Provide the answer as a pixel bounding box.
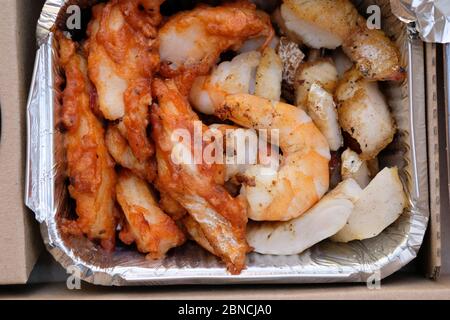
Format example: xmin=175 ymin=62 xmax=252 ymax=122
xmin=390 ymin=0 xmax=450 ymax=43
xmin=26 ymin=0 xmax=430 ymax=285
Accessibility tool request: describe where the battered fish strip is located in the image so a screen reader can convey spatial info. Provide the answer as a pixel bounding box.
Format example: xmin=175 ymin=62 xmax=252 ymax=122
xmin=158 ymin=0 xmax=273 ymax=94
xmin=105 ymin=124 xmax=157 ymax=182
xmin=151 ymin=79 xmax=249 ymax=274
xmin=59 ymin=35 xmax=117 ymax=251
xmin=181 ymin=215 xmax=216 ymax=255
xmin=116 ymin=170 xmax=186 ymax=259
xmin=158 ymin=191 xmax=187 ymax=221
xmin=86 ymin=0 xmax=163 ymax=162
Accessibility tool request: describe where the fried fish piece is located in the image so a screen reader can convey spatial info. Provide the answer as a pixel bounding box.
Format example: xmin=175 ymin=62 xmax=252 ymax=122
xmin=105 ymin=124 xmax=156 ymax=182
xmin=116 ymin=170 xmax=185 ymax=259
xmin=158 ymin=191 xmax=187 ymax=221
xmin=151 ymin=78 xmax=249 ymax=274
xmin=86 ymin=0 xmax=163 ymax=161
xmin=59 ymin=34 xmax=117 ymax=251
xmin=181 ymin=215 xmax=216 ymax=255
xmin=158 ymin=0 xmax=273 ymax=94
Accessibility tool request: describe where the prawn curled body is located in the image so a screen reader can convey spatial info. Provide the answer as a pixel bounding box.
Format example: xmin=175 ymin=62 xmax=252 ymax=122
xmin=216 ymin=94 xmax=331 ymax=221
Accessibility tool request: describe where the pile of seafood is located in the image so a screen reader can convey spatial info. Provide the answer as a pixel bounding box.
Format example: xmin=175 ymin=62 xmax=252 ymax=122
xmin=58 ymin=0 xmax=407 ymax=275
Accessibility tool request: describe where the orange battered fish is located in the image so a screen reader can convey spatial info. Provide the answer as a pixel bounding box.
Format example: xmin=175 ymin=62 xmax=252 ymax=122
xmin=116 ymin=170 xmax=185 ymax=259
xmin=59 ymin=34 xmax=117 ymax=251
xmin=158 ymin=0 xmax=273 ymax=94
xmin=86 ymin=0 xmax=164 ymax=162
xmin=151 ymin=78 xmax=249 ymax=274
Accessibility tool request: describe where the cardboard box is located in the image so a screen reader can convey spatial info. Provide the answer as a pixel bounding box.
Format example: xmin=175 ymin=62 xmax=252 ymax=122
xmin=0 ymin=0 xmax=449 ymax=298
xmin=0 ymin=0 xmax=45 ymax=285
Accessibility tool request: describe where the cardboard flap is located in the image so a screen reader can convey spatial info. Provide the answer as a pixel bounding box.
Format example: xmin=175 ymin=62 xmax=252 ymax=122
xmin=0 ymin=0 xmax=43 ymax=285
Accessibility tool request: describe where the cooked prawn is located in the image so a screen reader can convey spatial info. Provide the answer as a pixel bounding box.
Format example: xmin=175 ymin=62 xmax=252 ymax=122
xmin=86 ymin=0 xmax=163 ymax=161
xmin=189 ymin=51 xmax=261 ymax=114
xmin=158 ymin=121 xmax=277 ymax=224
xmin=216 ymin=94 xmax=330 ymax=221
xmin=208 ymin=123 xmax=280 ymax=184
xmin=116 ymin=170 xmax=185 ymax=259
xmin=255 ymin=47 xmax=283 ymax=101
xmin=151 ymin=79 xmax=249 ymax=274
xmin=158 ymin=0 xmax=274 ymax=90
xmin=190 ymin=47 xmax=282 ymax=114
xmin=58 ymin=35 xmax=117 ymax=251
xmin=238 ymin=35 xmax=279 ymax=54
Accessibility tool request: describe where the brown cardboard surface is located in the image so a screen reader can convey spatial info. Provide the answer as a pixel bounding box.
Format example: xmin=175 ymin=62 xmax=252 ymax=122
xmin=1 ymin=274 xmax=450 ymax=300
xmin=425 ymin=43 xmax=442 ymax=278
xmin=0 ymin=0 xmax=448 ymax=296
xmin=0 ymin=0 xmax=44 ymax=284
xmin=437 ymin=44 xmax=450 ymax=276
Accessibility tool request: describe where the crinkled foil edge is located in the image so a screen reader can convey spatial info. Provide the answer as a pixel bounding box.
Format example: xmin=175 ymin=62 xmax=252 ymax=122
xmin=390 ymin=0 xmax=450 ymax=43
xmin=26 ymin=0 xmax=430 ymax=285
xmin=37 ymin=0 xmax=65 ymax=46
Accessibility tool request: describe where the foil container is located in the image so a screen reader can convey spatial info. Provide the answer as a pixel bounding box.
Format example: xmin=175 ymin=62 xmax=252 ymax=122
xmin=445 ymin=44 xmax=450 ymax=200
xmin=390 ymin=0 xmax=450 ymax=43
xmin=26 ymin=0 xmax=430 ymax=285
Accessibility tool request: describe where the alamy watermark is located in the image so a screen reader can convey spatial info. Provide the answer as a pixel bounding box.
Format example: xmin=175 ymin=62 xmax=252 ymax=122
xmin=366 ymin=5 xmax=382 ymax=30
xmin=66 ymin=5 xmax=81 ymax=30
xmin=66 ymin=265 xmax=81 ymax=290
xmin=64 ymin=4 xmax=383 ymax=30
xmin=366 ymin=270 xmax=381 ymax=289
xmin=60 ymin=3 xmax=385 ymax=289
xmin=170 ymin=121 xmax=280 ymax=171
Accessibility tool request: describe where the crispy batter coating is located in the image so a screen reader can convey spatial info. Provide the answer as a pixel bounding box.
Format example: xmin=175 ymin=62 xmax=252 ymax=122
xmin=59 ymin=35 xmax=117 ymax=251
xmin=105 ymin=124 xmax=156 ymax=182
xmin=158 ymin=0 xmax=273 ymax=93
xmin=151 ymin=79 xmax=249 ymax=274
xmin=181 ymin=215 xmax=216 ymax=255
xmin=86 ymin=0 xmax=163 ymax=161
xmin=117 ymin=170 xmax=185 ymax=259
xmin=119 ymin=0 xmax=164 ymax=38
xmin=158 ymin=192 xmax=187 ymax=221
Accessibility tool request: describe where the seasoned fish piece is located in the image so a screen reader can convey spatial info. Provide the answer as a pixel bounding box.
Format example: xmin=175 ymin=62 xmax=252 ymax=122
xmin=59 ymin=35 xmax=117 ymax=251
xmin=151 ymin=79 xmax=249 ymax=274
